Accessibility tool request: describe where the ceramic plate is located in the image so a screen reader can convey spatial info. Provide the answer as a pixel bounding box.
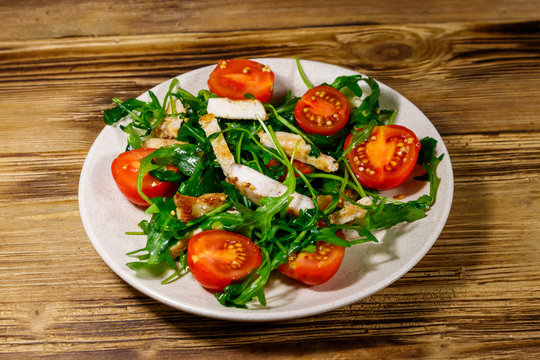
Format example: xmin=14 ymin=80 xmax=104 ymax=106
xmin=79 ymin=58 xmax=453 ymax=321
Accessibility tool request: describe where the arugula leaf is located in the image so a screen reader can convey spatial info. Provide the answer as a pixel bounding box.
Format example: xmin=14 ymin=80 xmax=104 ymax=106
xmin=135 ymin=144 xmax=202 ymax=205
xmin=368 ymin=201 xmax=427 ymax=230
xmin=216 ymin=249 xmax=272 ymax=308
xmin=275 ymin=90 xmax=300 ymax=114
xmin=120 ymin=123 xmax=144 ymax=150
xmin=103 ymin=98 xmax=146 ymax=125
xmin=329 ymin=74 xmax=365 ymax=96
xmin=341 ymin=120 xmax=376 ymax=159
xmin=415 ymin=137 xmax=444 ymax=206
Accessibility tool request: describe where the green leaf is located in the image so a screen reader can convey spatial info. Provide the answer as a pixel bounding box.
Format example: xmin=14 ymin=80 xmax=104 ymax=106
xmin=103 ymin=98 xmax=146 ymax=125
xmin=415 ymin=137 xmax=444 ymax=206
xmin=120 ymin=123 xmax=144 ymax=150
xmin=369 ymin=201 xmax=427 ymax=230
xmin=341 ymin=120 xmax=376 ymax=159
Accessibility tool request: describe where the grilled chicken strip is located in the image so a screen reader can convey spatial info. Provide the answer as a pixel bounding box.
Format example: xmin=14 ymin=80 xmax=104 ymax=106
xmin=328 ymin=197 xmax=373 ymax=225
xmin=173 ymin=192 xmax=228 ymax=223
xmin=169 ymin=238 xmax=190 ymax=259
xmin=142 ymin=138 xmax=187 ymax=148
xmin=199 ymin=113 xmax=315 ymax=215
xmin=153 ymin=98 xmax=186 ymax=139
xmin=207 ymin=98 xmax=268 ymax=120
xmin=199 ymin=113 xmax=236 ymax=176
xmin=227 ymin=164 xmax=315 ymax=216
xmin=258 ymin=131 xmax=338 ymax=173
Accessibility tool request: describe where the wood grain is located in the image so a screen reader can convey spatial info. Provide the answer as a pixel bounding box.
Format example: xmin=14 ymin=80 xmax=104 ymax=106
xmin=1 ymin=1 xmax=540 ymax=358
xmin=0 ymin=0 xmax=539 ymax=41
xmin=1 ymin=21 xmax=539 ymax=153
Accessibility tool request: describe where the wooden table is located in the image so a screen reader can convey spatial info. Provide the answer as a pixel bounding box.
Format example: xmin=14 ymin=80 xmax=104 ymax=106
xmin=1 ymin=1 xmax=539 ymax=358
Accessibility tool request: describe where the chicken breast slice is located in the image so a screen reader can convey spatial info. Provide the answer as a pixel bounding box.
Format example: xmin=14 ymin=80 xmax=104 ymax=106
xmin=199 ymin=113 xmax=235 ymax=176
xmin=227 ymin=164 xmax=314 ymax=216
xmin=153 ymin=98 xmax=186 ymax=139
xmin=199 ymin=113 xmax=314 ymax=215
xmin=328 ymin=197 xmax=373 ymax=225
xmin=207 ymin=98 xmax=268 ymax=120
xmin=173 ymin=192 xmax=228 ymax=223
xmin=142 ymin=138 xmax=187 ymax=148
xmin=169 ymin=238 xmax=189 ymax=259
xmin=258 ymin=131 xmax=338 ymax=173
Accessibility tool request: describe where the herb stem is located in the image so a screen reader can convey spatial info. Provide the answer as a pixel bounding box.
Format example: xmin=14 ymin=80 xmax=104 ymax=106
xmin=341 ymin=159 xmax=367 ymax=198
xmin=386 ymin=109 xmax=398 ymax=125
xmin=295 ymin=57 xmax=313 ymax=89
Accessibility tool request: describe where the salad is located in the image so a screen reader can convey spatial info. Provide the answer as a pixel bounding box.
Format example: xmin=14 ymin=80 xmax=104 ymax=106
xmin=103 ymin=58 xmax=444 ymax=308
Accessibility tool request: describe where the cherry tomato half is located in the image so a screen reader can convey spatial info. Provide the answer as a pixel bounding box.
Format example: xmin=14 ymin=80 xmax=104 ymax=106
xmin=344 ymin=125 xmax=421 ymax=190
xmin=277 ymin=240 xmax=345 ymax=286
xmin=266 ymin=158 xmax=313 ymax=181
xmin=111 ymin=148 xmax=179 ymax=207
xmin=187 ymin=230 xmax=262 ymax=291
xmin=294 ymin=85 xmax=350 ymax=136
xmin=207 ymin=59 xmax=275 ymax=102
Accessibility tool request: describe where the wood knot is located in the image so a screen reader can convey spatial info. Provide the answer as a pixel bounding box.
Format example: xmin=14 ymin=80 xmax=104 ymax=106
xmin=365 ymin=42 xmax=414 ymax=63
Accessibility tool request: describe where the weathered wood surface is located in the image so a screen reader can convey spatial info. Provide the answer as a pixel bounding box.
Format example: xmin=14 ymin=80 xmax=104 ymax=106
xmin=1 ymin=1 xmax=540 ymax=359
xmin=1 ymin=0 xmax=540 ymax=40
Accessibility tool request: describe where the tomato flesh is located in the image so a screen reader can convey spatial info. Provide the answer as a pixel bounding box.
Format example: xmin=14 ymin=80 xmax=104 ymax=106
xmin=294 ymin=85 xmax=350 ymax=135
xmin=111 ymin=148 xmax=179 ymax=207
xmin=344 ymin=125 xmax=421 ymax=190
xmin=277 ymin=240 xmax=345 ymax=286
xmin=207 ymin=59 xmax=275 ymax=102
xmin=187 ymin=230 xmax=262 ymax=291
xmin=266 ymin=158 xmax=313 ymax=181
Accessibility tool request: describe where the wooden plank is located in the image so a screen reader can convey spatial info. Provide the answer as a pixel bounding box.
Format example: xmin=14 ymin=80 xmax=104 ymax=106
xmin=0 ymin=0 xmax=539 ymax=41
xmin=0 ymin=22 xmax=539 ymax=154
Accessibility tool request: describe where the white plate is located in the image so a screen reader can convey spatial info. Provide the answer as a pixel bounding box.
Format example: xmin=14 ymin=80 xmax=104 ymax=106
xmin=79 ymin=58 xmax=453 ymax=321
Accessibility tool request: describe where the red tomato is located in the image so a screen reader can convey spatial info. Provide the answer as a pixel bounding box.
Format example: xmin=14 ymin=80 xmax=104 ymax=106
xmin=111 ymin=148 xmax=179 ymax=207
xmin=207 ymin=59 xmax=275 ymax=102
xmin=277 ymin=240 xmax=346 ymax=286
xmin=187 ymin=230 xmax=262 ymax=291
xmin=294 ymin=85 xmax=350 ymax=135
xmin=344 ymin=125 xmax=421 ymax=190
xmin=266 ymin=158 xmax=313 ymax=181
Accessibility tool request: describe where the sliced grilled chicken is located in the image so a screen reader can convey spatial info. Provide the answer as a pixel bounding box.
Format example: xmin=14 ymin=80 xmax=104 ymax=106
xmin=173 ymin=192 xmax=228 ymax=223
xmin=169 ymin=238 xmax=189 ymax=259
xmin=142 ymin=138 xmax=187 ymax=148
xmin=200 ymin=113 xmax=314 ymax=215
xmin=199 ymin=113 xmax=235 ymax=176
xmin=316 ymin=195 xmax=334 ymax=211
xmin=227 ymin=164 xmax=314 ymax=216
xmin=328 ymin=197 xmax=372 ymax=225
xmin=207 ymin=98 xmax=268 ymax=120
xmin=258 ymin=131 xmax=338 ymax=172
xmin=153 ymin=98 xmax=186 ymax=139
